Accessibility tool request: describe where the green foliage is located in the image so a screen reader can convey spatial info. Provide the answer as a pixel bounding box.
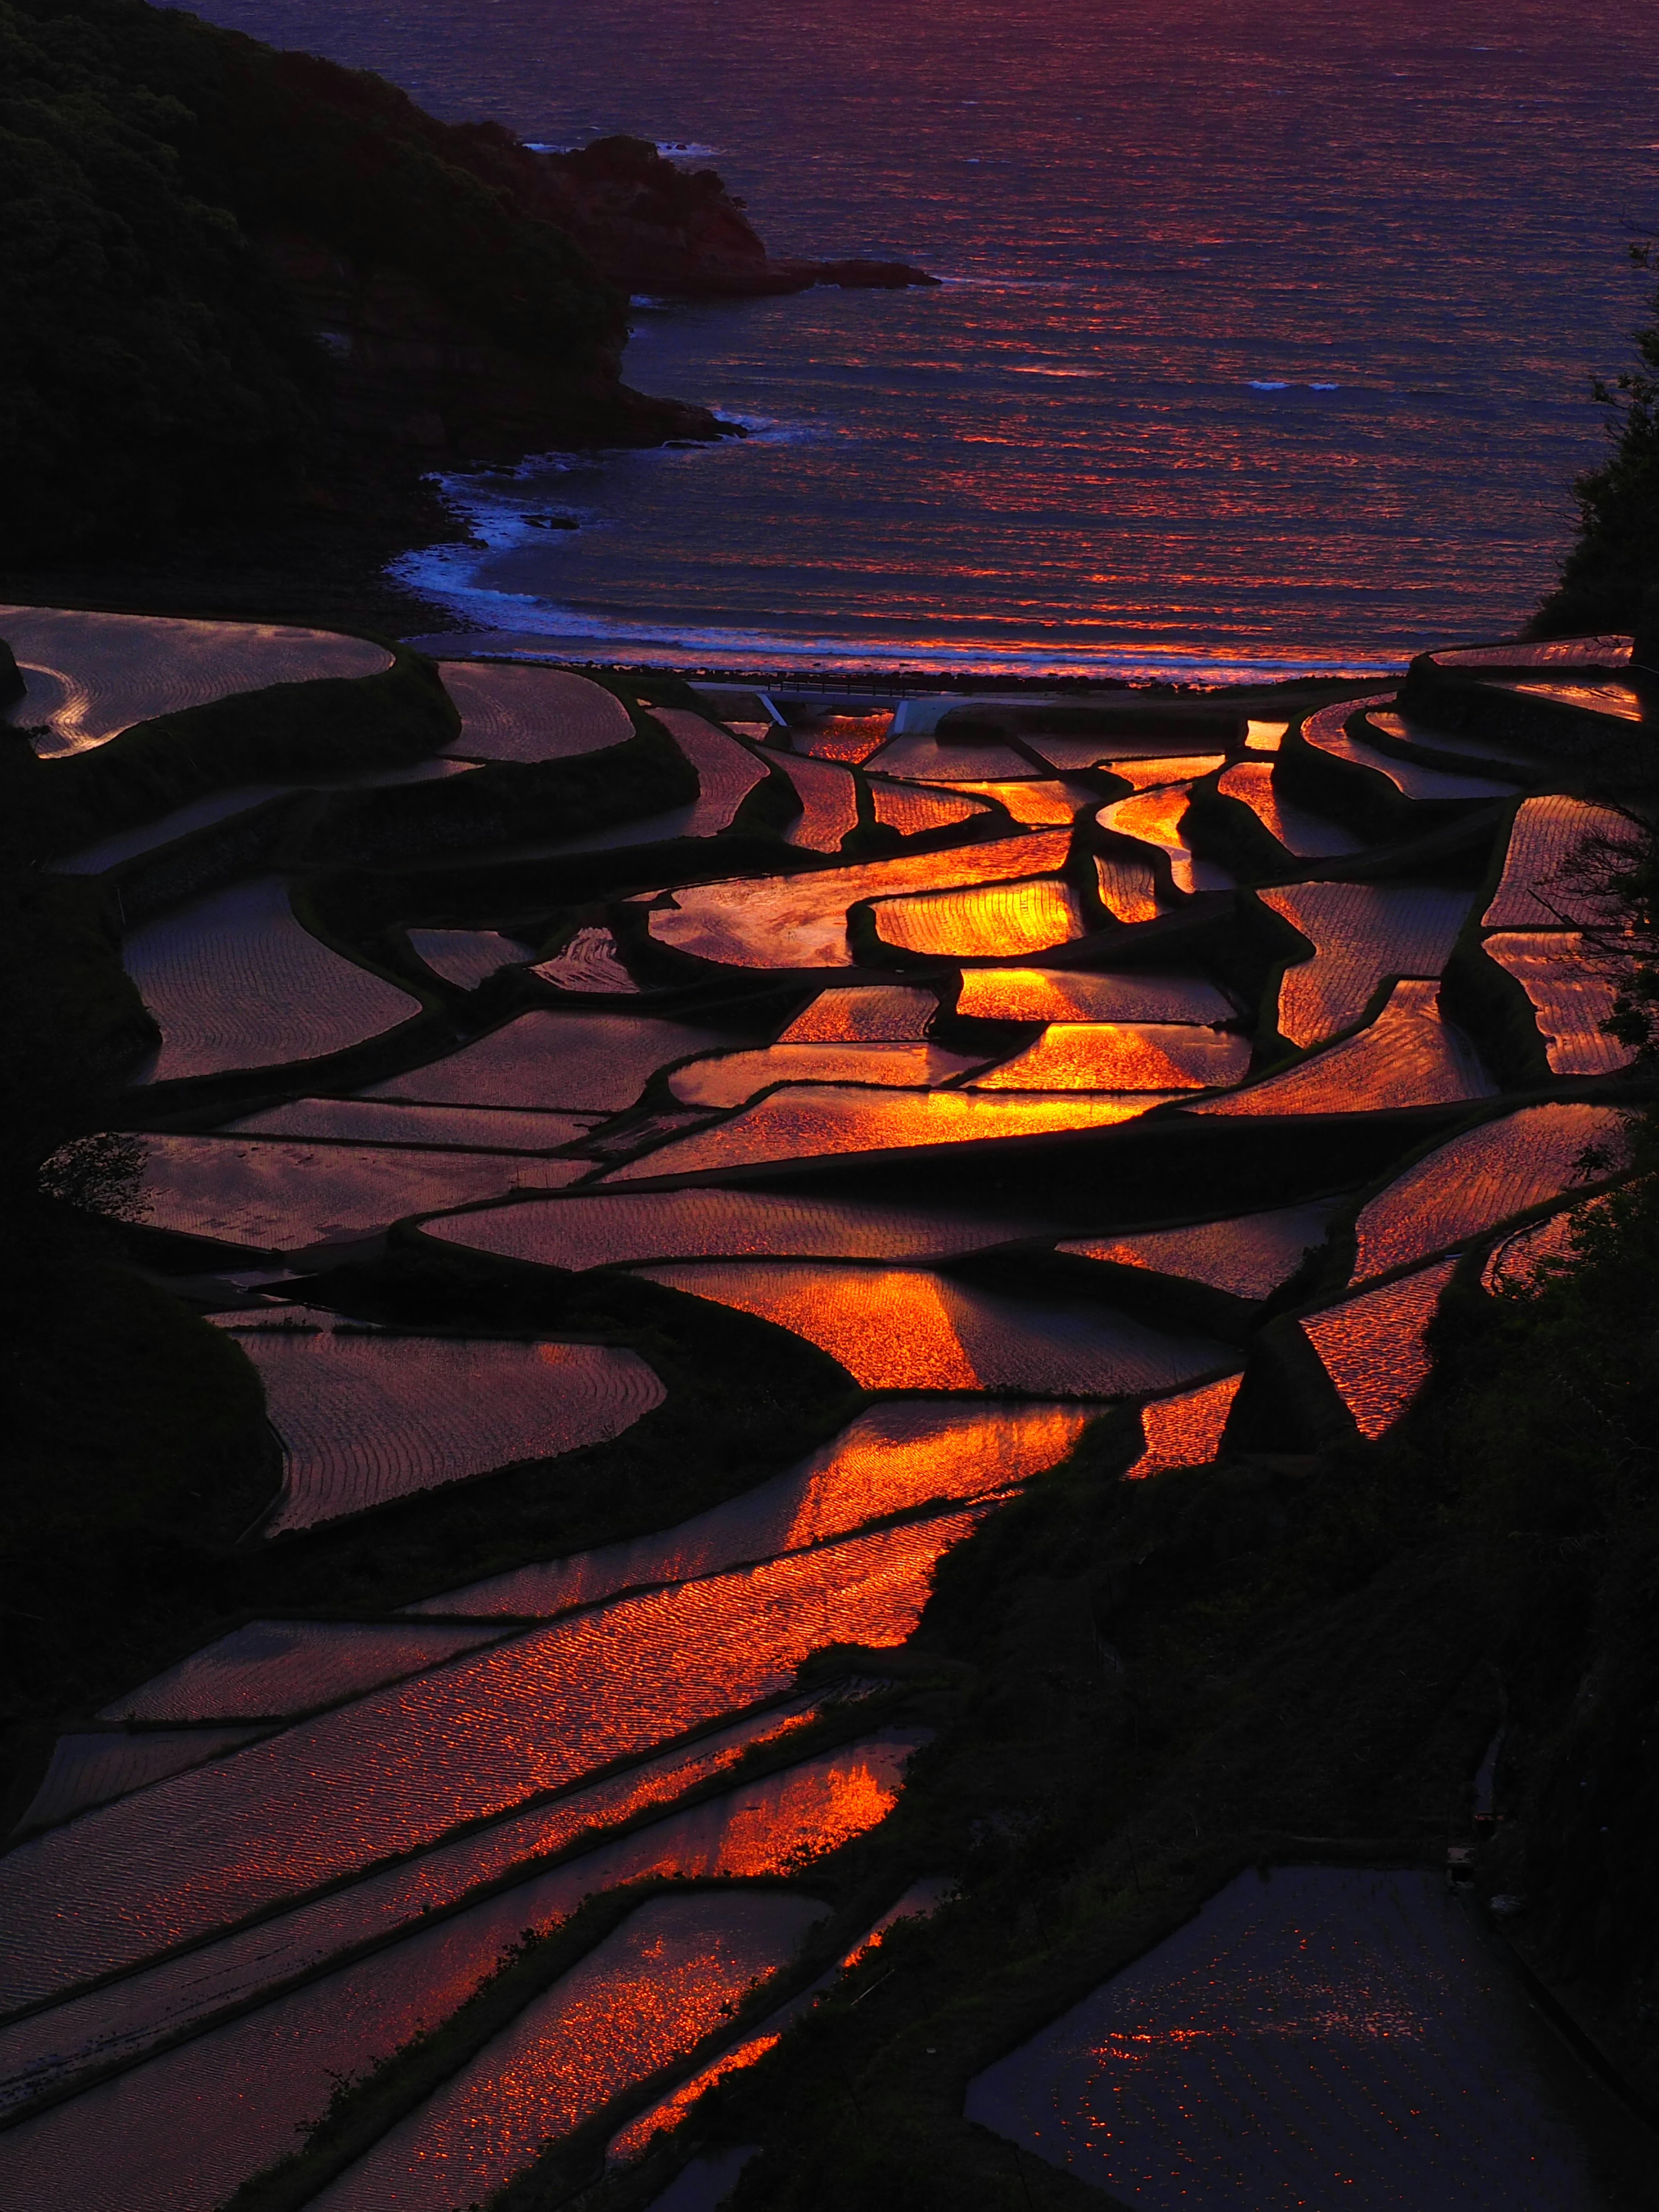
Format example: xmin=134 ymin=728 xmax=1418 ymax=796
xmin=1536 ymin=242 xmax=1659 ymax=638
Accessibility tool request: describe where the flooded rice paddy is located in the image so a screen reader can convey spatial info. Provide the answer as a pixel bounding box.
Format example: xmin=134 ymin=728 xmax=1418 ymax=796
xmin=6 ymin=613 xmax=1644 ymax=2205
xmin=967 ymin=1864 xmax=1602 ymax=2209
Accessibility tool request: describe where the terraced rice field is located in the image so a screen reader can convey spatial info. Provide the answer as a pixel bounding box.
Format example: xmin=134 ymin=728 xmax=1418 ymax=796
xmin=1125 ymin=1373 xmax=1242 ymax=1478
xmin=1499 ymin=678 xmax=1644 ymax=722
xmin=359 ymin=1010 xmax=735 ymax=1111
xmin=124 ymin=879 xmax=422 ymax=1081
xmin=1482 ymin=795 xmax=1637 ymax=928
xmin=602 ymin=1084 xmax=1175 ymax=1180
xmin=1214 ymin=760 xmax=1363 ymax=858
xmin=972 ymin=1020 xmax=1248 ymax=1092
xmin=871 ymin=734 xmax=1039 ymax=780
xmin=1432 ymin=636 xmax=1630 ymax=667
xmin=102 ymin=1620 xmax=503 ymax=1723
xmin=925 ymin=779 xmax=1098 ymax=825
xmin=635 ymin=1262 xmax=1230 ymax=1393
xmin=1190 ymin=980 xmax=1491 ymax=1118
xmin=966 ymin=1864 xmax=1600 ymax=2209
xmin=0 ymin=1515 xmax=980 ymax=2005
xmin=1481 ymin=933 xmax=1636 ymax=1074
xmin=871 ymin=877 xmax=1087 ymax=958
xmin=534 ymin=926 xmax=641 ymax=992
xmin=953 ymin=967 xmax=1232 ymax=1022
xmin=668 ymin=1039 xmax=989 ymax=1108
xmin=405 ymin=927 xmax=524 ymax=988
xmin=0 ymin=605 xmax=391 ymax=754
xmin=222 ymin=1312 xmax=666 ymax=1531
xmin=649 ymin=709 xmax=772 ymax=831
xmin=131 ymin=1133 xmax=558 ymax=1251
xmin=779 ymin=985 xmax=939 ymax=1040
xmin=412 ymin=1400 xmax=1088 ymax=1617
xmin=1062 ymin=1199 xmax=1340 ymax=1298
xmin=423 ymin=1187 xmax=1055 ymax=1269
xmin=224 ymin=1099 xmax=597 ymax=1153
xmin=647 ymin=830 xmax=1069 ymax=968
xmin=869 ymin=781 xmax=993 ymax=833
xmin=0 ymin=1741 xmax=914 ymax=2212
xmin=1363 ymin=708 xmax=1538 ymax=773
xmin=1098 ymin=786 xmax=1233 ymax=894
xmin=15 ymin=1730 xmax=267 ymax=1837
xmin=1302 ymin=699 xmax=1518 ymax=798
xmin=1259 ymin=881 xmax=1474 ymax=1046
xmin=1301 ymin=1259 xmax=1459 ymax=1437
xmin=787 ymin=712 xmax=893 ymax=762
xmin=1483 ymin=1205 xmax=1587 ymax=1293
xmin=1093 ymin=852 xmax=1163 ymax=921
xmin=0 ymin=1702 xmax=832 ymax=2116
xmin=308 ymin=1891 xmax=830 ymax=2212
xmin=1097 ymin=753 xmax=1226 ymax=792
xmin=439 ymin=661 xmax=635 ymax=759
xmin=775 ymin=753 xmax=861 ymax=849
xmin=1348 ymin=1102 xmax=1627 ymax=1283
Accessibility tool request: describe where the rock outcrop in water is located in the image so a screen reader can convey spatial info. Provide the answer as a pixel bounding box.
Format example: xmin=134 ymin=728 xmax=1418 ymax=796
xmin=473 ymin=131 xmax=940 ymax=299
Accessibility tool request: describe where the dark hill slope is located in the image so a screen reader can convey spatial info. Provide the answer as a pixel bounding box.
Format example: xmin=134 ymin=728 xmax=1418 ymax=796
xmin=0 ymin=0 xmax=721 ymax=559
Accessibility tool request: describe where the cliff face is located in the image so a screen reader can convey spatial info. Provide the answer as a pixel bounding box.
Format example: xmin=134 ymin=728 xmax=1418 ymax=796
xmin=0 ymin=0 xmax=723 ymax=560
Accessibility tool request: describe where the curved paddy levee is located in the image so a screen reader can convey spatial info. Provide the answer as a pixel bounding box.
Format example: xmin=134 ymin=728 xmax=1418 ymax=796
xmin=1097 ymin=785 xmax=1233 ymax=895
xmin=1483 ymin=1205 xmax=1589 ymax=1293
xmin=1347 ymin=1102 xmax=1630 ymax=1284
xmin=0 ymin=605 xmax=393 ymax=755
xmin=356 ymin=1009 xmax=741 ymax=1112
xmin=632 ymin=1262 xmax=1233 ymax=1394
xmin=0 ymin=1738 xmax=918 ymax=2212
xmin=773 ymin=753 xmax=862 ymax=850
xmin=966 ymin=1864 xmax=1603 ymax=2210
xmin=1060 ymin=1199 xmax=1343 ymax=1300
xmin=408 ymin=1400 xmax=1091 ymax=1618
xmin=648 ymin=709 xmax=772 ymax=833
xmin=0 ymin=1511 xmax=982 ymax=2006
xmin=213 ymin=1309 xmax=667 ymax=1532
xmin=422 ymin=1186 xmax=1064 ymax=1268
xmin=100 ymin=1620 xmax=507 ymax=1723
xmin=129 ymin=1133 xmax=587 ymax=1251
xmin=122 ymin=878 xmax=424 ymax=1082
xmin=437 ymin=661 xmax=635 ymax=761
xmin=1256 ymin=882 xmax=1477 ymax=1048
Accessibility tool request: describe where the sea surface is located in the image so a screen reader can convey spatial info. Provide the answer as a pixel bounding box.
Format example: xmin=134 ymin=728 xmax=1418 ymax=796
xmin=193 ymin=0 xmax=1659 ymax=676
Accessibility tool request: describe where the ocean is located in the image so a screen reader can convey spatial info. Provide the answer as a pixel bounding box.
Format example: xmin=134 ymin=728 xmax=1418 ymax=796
xmin=191 ymin=0 xmax=1659 ymax=677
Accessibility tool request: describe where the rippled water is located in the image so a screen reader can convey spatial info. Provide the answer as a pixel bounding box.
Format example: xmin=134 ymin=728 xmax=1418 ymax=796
xmin=189 ymin=0 xmax=1655 ymax=673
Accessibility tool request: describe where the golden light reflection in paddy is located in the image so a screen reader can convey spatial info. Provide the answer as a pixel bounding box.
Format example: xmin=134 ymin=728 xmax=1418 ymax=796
xmin=779 ymin=985 xmax=939 ymax=1042
xmin=870 ymin=782 xmax=991 ymax=834
xmin=1096 ymin=754 xmax=1225 ymax=792
xmin=1125 ymin=1374 xmax=1240 ymax=1478
xmin=1189 ymin=980 xmax=1490 ymax=1118
xmin=607 ymin=2030 xmax=781 ymax=2165
xmin=669 ymin=1040 xmax=986 ymax=1109
xmin=1301 ymin=1260 xmax=1458 ymax=1439
xmin=604 ymin=1084 xmax=1173 ymax=1180
xmin=971 ymin=1021 xmax=1248 ymax=1093
xmin=954 ymin=967 xmax=1232 ymax=1024
xmin=1096 ymin=787 xmax=1230 ymax=896
xmin=1093 ymin=853 xmax=1161 ymax=923
xmin=871 ymin=876 xmax=1085 ymax=958
xmin=789 ymin=713 xmax=893 ymax=763
xmin=922 ymin=779 xmax=1097 ymax=826
xmin=1481 ymin=932 xmax=1636 ymax=1075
